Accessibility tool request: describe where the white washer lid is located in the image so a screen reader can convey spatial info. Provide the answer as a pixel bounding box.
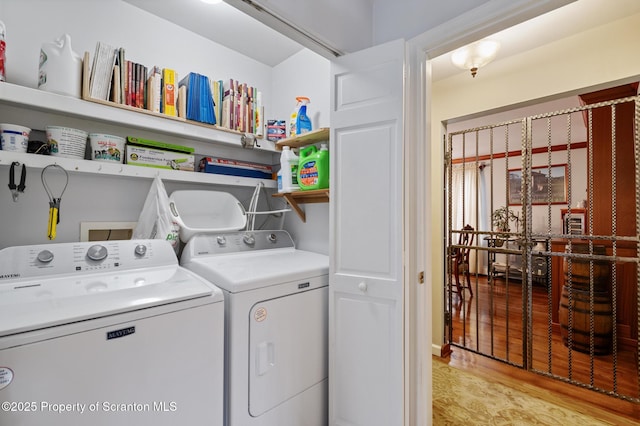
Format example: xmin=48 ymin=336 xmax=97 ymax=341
xmin=0 ymin=266 xmax=222 ymax=337
xmin=183 ymin=248 xmax=329 ymax=292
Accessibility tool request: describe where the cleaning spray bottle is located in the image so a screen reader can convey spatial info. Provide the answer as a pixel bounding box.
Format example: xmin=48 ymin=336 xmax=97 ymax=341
xmin=297 ymin=143 xmax=329 ymax=190
xmin=279 ymin=146 xmax=299 ymax=192
xmin=289 ymin=96 xmax=312 ymax=137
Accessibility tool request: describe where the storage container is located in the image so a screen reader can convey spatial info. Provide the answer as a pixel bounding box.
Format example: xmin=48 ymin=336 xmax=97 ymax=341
xmin=46 ymin=126 xmax=88 ymax=159
xmin=168 ymin=190 xmax=247 ymax=242
xmin=89 ymin=133 xmax=125 ymax=163
xmin=0 ymin=123 xmax=30 ymax=152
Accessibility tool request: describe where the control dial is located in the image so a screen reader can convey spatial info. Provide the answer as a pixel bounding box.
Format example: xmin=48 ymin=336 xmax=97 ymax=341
xmin=87 ymin=244 xmax=108 ymax=261
xmin=267 ymin=233 xmax=278 ymax=243
xmin=217 ymin=236 xmax=227 ymax=246
xmin=243 ymin=234 xmax=255 ymax=246
xmin=134 ymin=244 xmax=147 ymax=257
xmin=37 ymin=249 xmax=54 ymax=263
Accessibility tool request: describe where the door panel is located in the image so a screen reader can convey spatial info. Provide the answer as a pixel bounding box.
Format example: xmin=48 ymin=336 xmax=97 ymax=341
xmin=330 ymin=39 xmax=405 ymax=426
xmin=249 ymin=287 xmax=328 ymax=417
xmin=334 ymin=123 xmax=397 ymax=277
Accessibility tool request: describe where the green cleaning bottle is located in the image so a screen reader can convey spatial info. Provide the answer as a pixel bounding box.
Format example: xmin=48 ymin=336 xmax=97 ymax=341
xmin=297 ymin=143 xmax=329 ymax=190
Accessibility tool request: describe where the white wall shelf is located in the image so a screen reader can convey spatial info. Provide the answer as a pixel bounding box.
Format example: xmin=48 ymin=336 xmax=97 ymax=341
xmin=0 ymin=150 xmax=276 ymax=188
xmin=0 ymin=83 xmax=276 ymax=188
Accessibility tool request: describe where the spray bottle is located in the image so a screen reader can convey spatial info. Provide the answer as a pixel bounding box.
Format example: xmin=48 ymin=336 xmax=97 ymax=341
xmin=289 ymin=97 xmax=312 ymax=137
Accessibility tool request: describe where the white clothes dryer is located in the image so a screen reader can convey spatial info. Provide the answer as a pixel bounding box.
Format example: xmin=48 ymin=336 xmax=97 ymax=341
xmin=181 ymin=230 xmax=329 ymax=426
xmin=0 ymin=239 xmax=224 ymax=426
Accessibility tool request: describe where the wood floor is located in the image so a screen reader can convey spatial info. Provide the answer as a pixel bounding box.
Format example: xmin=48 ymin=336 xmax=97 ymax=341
xmin=447 ymin=275 xmax=640 ymax=417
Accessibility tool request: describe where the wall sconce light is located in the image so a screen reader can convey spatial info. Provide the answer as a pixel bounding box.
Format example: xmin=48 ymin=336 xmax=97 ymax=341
xmin=451 ymin=40 xmax=500 ymax=78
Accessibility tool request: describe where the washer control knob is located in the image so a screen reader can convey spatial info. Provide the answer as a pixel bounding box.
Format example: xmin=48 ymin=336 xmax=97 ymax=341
xmin=134 ymin=244 xmax=147 ymax=257
xmin=243 ymin=234 xmax=255 ymax=246
xmin=217 ymin=236 xmax=227 ymax=246
xmin=87 ymin=244 xmax=108 ymax=261
xmin=358 ymin=282 xmax=368 ymax=292
xmin=37 ymin=249 xmax=54 ymax=263
xmin=267 ymin=233 xmax=278 ymax=243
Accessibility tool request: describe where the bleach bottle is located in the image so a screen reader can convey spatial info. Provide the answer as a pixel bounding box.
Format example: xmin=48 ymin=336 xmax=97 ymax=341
xmin=289 ymin=96 xmax=312 ymax=137
xmin=279 ymin=146 xmax=299 ymax=192
xmin=298 ymin=144 xmax=329 ymax=190
xmin=38 ymin=34 xmax=82 ymax=98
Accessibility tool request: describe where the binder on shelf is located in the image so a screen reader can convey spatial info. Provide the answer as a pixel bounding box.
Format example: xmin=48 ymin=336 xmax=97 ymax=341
xmin=178 ymin=72 xmax=216 ymax=125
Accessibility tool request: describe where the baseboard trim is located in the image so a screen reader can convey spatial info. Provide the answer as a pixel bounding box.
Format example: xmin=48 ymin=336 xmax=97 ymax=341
xmin=432 ymin=343 xmax=452 ymax=357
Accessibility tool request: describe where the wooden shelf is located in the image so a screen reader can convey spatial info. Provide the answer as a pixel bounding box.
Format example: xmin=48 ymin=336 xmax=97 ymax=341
xmin=275 ymin=127 xmax=330 ymax=150
xmin=272 ymin=189 xmax=329 ymax=222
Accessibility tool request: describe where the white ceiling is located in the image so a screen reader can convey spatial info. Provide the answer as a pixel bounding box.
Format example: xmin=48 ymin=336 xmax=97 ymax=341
xmin=123 ymin=0 xmax=305 ymax=67
xmin=431 ymin=0 xmax=640 ymax=81
xmin=123 ymin=0 xmax=640 ymax=80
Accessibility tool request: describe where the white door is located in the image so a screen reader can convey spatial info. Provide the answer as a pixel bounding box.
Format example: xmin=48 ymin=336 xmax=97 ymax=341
xmin=330 ymin=39 xmax=405 ymax=426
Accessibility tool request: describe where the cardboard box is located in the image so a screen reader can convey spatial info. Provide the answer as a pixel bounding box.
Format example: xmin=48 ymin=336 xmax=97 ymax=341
xmin=126 ymin=145 xmax=195 ymax=171
xmin=199 ymin=156 xmax=273 ymax=179
xmin=267 ymin=119 xmax=286 ymax=142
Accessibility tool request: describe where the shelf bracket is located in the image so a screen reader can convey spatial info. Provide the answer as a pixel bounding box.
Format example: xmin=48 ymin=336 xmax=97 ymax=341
xmin=281 ymin=193 xmax=307 ymax=222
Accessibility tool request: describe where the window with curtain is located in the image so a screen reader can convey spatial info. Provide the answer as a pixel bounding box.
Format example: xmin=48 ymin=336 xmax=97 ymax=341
xmin=451 ymin=163 xmax=488 ymax=274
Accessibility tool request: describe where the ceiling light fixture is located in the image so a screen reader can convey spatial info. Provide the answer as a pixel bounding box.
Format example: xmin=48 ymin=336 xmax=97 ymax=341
xmin=200 ymin=0 xmax=223 ymax=5
xmin=451 ymin=39 xmax=500 ymax=78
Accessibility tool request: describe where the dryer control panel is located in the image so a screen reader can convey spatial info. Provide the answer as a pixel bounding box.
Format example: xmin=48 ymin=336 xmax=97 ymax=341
xmin=186 ymin=230 xmax=294 ymax=256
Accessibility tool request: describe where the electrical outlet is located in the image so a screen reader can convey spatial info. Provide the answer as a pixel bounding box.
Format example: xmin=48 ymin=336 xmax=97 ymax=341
xmin=80 ymin=222 xmax=137 ymax=242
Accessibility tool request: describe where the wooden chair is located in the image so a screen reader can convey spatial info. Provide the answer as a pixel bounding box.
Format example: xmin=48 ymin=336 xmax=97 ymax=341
xmin=450 ymin=224 xmax=474 ymax=296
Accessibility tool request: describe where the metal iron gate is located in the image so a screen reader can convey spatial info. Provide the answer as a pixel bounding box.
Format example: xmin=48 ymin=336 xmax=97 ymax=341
xmin=445 ymin=93 xmax=640 ymax=402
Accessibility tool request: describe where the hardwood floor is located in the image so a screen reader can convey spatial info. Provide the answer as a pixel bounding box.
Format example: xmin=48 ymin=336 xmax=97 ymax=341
xmin=448 ymin=275 xmax=640 ymax=407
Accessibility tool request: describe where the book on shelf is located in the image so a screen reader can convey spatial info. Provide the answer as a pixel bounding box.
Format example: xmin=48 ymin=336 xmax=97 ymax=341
xmin=111 ymin=64 xmax=121 ymax=104
xmin=146 ymin=66 xmax=161 ymax=113
xmin=118 ymin=47 xmax=125 ymax=104
xmin=221 ymin=78 xmax=234 ymax=129
xmin=89 ymin=41 xmax=117 ymax=100
xmin=211 ymin=79 xmax=222 ymax=127
xmin=162 ymin=68 xmax=177 ymax=116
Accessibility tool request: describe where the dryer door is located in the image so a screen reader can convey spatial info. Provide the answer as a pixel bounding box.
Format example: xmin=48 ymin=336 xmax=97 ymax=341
xmin=249 ymin=285 xmax=328 ymax=416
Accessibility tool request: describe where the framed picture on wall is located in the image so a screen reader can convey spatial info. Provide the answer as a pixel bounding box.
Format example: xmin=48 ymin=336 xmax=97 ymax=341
xmin=508 ymin=164 xmax=568 ymax=205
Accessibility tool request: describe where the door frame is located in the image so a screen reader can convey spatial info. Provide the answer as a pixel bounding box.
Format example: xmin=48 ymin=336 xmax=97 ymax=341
xmin=406 ymin=1 xmax=576 ymax=423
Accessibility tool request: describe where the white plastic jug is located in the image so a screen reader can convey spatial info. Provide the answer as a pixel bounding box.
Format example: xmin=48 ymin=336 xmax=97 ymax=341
xmin=38 ymin=34 xmax=82 ymax=98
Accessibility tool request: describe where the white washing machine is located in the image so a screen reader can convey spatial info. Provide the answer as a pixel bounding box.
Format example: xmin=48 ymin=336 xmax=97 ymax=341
xmin=0 ymin=239 xmax=224 ymax=426
xmin=181 ymin=230 xmax=329 ymax=426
